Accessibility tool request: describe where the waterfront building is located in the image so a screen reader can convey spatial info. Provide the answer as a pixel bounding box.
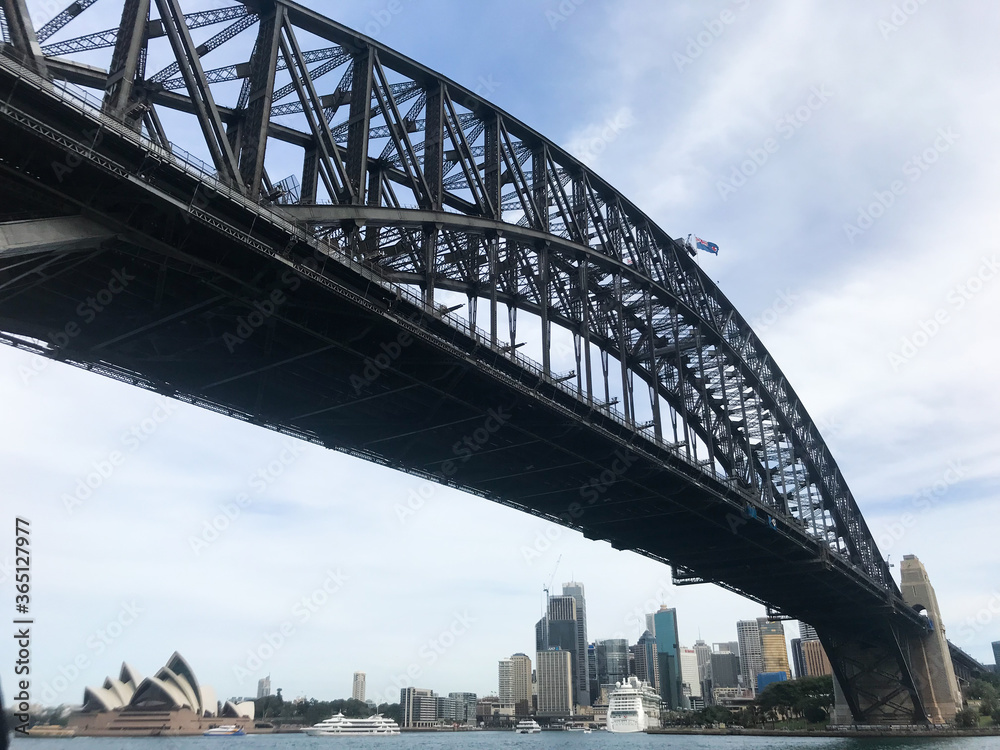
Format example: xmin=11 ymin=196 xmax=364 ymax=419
xmin=561 ymin=582 xmax=592 ymax=707
xmin=400 ymin=687 xmax=437 ymax=728
xmin=802 ymin=639 xmax=832 ymax=677
xmin=256 ymin=675 xmax=271 ymax=699
xmin=351 ymin=672 xmax=365 ymax=702
xmin=499 ymin=653 xmax=532 ymax=708
xmin=536 ymin=648 xmax=573 ymax=717
xmin=595 ymin=639 xmax=629 ymax=690
xmin=736 ymin=620 xmax=764 ymax=693
xmin=653 ymin=607 xmax=683 ymax=709
xmin=448 ymin=693 xmax=478 ymax=724
xmin=588 ymin=644 xmax=599 ymax=703
xmin=759 ymin=620 xmax=791 ymax=679
xmin=70 ymin=653 xmax=251 ymax=736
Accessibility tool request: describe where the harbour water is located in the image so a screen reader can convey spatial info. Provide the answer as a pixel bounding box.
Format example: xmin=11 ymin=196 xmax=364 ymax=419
xmin=11 ymin=734 xmax=1000 ymax=750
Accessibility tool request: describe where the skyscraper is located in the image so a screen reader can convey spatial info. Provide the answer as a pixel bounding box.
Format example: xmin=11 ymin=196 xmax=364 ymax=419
xmin=351 ymin=672 xmax=365 ymax=702
xmin=561 ymin=582 xmax=592 ymax=707
xmin=736 ymin=620 xmax=764 ymax=693
xmin=653 ymin=607 xmax=683 ymax=709
xmin=992 ymin=641 xmax=1000 ymax=670
xmin=802 ymin=640 xmax=832 ymax=677
xmin=256 ymin=675 xmax=271 ymax=699
xmin=536 ymin=648 xmax=573 ymax=717
xmin=635 ymin=630 xmax=658 ymax=689
xmin=693 ymin=640 xmax=712 ymax=694
xmin=499 ymin=653 xmax=532 ymax=706
xmin=594 ymin=638 xmax=629 ymax=691
xmin=759 ymin=620 xmax=791 ymax=679
xmin=710 ymin=651 xmax=740 ymax=689
xmin=791 ymin=638 xmax=805 ymax=679
xmin=799 ymin=622 xmax=820 ymax=641
xmin=679 ymin=647 xmax=701 ymax=701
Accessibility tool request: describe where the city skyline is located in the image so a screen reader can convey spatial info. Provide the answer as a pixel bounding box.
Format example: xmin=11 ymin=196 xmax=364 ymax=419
xmin=1 ymin=0 xmax=998 ymax=708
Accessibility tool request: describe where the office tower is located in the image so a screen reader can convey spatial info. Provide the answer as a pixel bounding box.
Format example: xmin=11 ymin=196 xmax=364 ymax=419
xmin=799 ymin=622 xmax=820 ymax=641
xmin=400 ymin=687 xmax=437 ymax=728
xmin=588 ymin=644 xmax=599 ymax=704
xmin=351 ymin=672 xmax=365 ymax=702
xmin=993 ymin=641 xmax=999 ymax=670
xmin=759 ymin=620 xmax=791 ymax=679
xmin=635 ymin=630 xmax=658 ymax=689
xmin=802 ymin=639 xmax=832 ymax=677
xmin=535 ymin=616 xmax=548 ymax=651
xmin=536 ymin=648 xmax=573 ymax=716
xmin=256 ymin=675 xmax=271 ymax=699
xmin=596 ymin=638 xmax=629 ymax=688
xmin=561 ymin=582 xmax=592 ymax=707
xmin=499 ymin=658 xmax=515 ymax=704
xmin=500 ymin=654 xmax=532 ymax=705
xmin=679 ymin=646 xmax=701 ymax=700
xmin=693 ymin=640 xmax=712 ymax=694
xmin=645 ymin=612 xmax=657 ymax=637
xmin=710 ymin=651 xmax=740 ymax=689
xmin=791 ymin=638 xmax=805 ymax=679
xmin=736 ymin=620 xmax=764 ymax=693
xmin=653 ymin=607 xmax=683 ymax=709
xmin=714 ymin=641 xmax=739 ymax=655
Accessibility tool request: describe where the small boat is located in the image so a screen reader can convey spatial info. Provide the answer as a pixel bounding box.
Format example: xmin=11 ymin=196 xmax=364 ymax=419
xmin=565 ymin=725 xmax=592 ymax=733
xmin=301 ymin=713 xmax=400 ymax=736
xmin=203 ymin=725 xmax=246 ymax=736
xmin=514 ymin=718 xmax=541 ymax=734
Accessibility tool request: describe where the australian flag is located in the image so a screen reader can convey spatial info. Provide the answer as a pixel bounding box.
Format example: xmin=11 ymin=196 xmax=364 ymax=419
xmin=695 ymin=236 xmax=720 ymax=255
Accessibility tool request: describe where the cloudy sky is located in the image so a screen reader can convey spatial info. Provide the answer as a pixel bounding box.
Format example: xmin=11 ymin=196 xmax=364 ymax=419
xmin=2 ymin=0 xmax=999 ymax=709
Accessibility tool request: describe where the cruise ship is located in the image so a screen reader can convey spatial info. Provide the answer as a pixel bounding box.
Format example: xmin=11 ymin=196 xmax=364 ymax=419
xmin=302 ymin=713 xmax=400 ymax=736
xmin=606 ymin=676 xmax=662 ymax=733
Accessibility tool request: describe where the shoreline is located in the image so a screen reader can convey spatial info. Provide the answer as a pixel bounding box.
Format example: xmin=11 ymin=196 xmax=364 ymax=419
xmin=648 ymin=728 xmax=1000 ymax=738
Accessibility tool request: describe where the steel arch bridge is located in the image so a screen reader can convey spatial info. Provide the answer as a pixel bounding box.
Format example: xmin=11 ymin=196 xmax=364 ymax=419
xmin=0 ymin=0 xmax=952 ymax=724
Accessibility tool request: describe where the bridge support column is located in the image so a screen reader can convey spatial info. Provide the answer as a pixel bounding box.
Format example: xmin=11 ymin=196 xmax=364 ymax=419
xmin=899 ymin=554 xmax=962 ymax=724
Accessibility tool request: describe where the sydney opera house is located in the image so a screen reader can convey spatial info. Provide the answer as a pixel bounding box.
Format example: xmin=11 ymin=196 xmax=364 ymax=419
xmin=68 ymin=652 xmax=255 ymax=736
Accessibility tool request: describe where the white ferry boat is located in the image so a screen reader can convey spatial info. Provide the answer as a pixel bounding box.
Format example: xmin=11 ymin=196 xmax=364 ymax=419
xmin=302 ymin=713 xmax=400 ymax=736
xmin=203 ymin=725 xmax=245 ymax=736
xmin=513 ymin=718 xmax=542 ymax=733
xmin=606 ymin=676 xmax=661 ymax=733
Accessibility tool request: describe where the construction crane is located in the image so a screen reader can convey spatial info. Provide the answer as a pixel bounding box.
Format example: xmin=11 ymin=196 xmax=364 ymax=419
xmin=543 ymin=554 xmax=562 ymax=599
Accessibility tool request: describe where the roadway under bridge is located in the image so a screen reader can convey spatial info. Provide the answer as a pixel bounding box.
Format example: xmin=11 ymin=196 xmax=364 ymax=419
xmin=0 ymin=0 xmax=964 ymax=724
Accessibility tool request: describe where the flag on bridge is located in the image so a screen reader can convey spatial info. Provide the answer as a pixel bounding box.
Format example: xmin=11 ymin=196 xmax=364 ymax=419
xmin=695 ymin=236 xmax=720 ymax=255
